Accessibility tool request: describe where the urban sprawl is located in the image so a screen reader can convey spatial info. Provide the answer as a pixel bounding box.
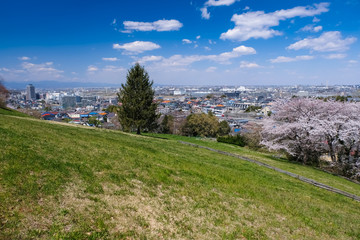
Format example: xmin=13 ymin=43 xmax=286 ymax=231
xmin=7 ymin=84 xmax=360 ymax=133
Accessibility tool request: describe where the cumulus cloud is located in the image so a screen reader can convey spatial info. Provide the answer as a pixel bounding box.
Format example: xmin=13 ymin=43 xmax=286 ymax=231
xmin=287 ymin=31 xmax=357 ymax=52
xmin=87 ymin=65 xmax=99 ymax=72
xmin=87 ymin=65 xmax=125 ymax=73
xmin=123 ymin=19 xmax=183 ymax=32
xmin=21 ymin=62 xmax=63 ymax=76
xmin=205 ymin=66 xmax=217 ymax=72
xmin=113 ymin=41 xmax=161 ymax=54
xmin=136 ymin=55 xmax=164 ymax=64
xmin=102 ymin=65 xmax=125 ymax=72
xmin=206 ymin=0 xmax=238 ymax=7
xmin=1 ymin=61 xmax=64 ymax=80
xmin=270 ymin=55 xmax=314 ymax=63
xmin=18 ymin=56 xmax=31 ymax=61
xmin=313 ymin=26 xmax=323 ymax=32
xmin=136 ymin=45 xmax=256 ymax=68
xmin=216 ymin=45 xmax=256 ymax=63
xmin=323 ymin=53 xmax=347 ymax=59
xmin=201 ymin=0 xmax=239 ymax=19
xmin=220 ymin=2 xmax=329 ymax=41
xmin=182 ymin=39 xmax=192 ymax=44
xmin=300 ymin=24 xmax=323 ymax=32
xmin=200 ymin=7 xmax=210 ymax=19
xmin=0 ymin=68 xmax=10 ymax=72
xmin=313 ymin=17 xmax=320 ymax=23
xmin=102 ymin=57 xmax=119 ymax=61
xmin=0 ymin=67 xmax=24 ymax=74
xmin=240 ymin=61 xmax=260 ymax=68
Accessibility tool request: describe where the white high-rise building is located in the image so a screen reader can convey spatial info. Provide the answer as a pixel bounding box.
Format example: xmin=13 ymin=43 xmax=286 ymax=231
xmin=26 ymin=84 xmax=35 ymax=101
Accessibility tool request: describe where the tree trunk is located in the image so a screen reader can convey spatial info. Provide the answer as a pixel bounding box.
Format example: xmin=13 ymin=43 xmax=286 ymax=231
xmin=327 ymin=136 xmax=337 ymax=163
xmin=136 ymin=126 xmax=141 ymax=135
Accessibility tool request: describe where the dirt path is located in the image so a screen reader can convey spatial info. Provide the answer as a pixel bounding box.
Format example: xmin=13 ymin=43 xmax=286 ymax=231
xmin=179 ymin=141 xmax=360 ymax=202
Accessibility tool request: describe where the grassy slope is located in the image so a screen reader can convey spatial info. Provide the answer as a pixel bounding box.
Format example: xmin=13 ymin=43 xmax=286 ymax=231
xmin=0 ymin=107 xmax=31 ymax=118
xmin=147 ymin=133 xmax=360 ymax=197
xmin=0 ymin=114 xmax=360 ymax=239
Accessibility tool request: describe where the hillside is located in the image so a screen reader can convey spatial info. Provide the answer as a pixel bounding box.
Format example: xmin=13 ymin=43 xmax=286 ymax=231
xmin=1 ymin=111 xmax=360 ymax=239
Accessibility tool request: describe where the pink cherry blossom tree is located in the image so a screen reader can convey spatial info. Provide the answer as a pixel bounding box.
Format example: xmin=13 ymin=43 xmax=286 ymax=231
xmin=261 ymin=98 xmax=360 ymax=180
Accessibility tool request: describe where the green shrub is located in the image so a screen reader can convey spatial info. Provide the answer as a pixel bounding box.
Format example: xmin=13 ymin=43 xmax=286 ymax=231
xmin=217 ymin=135 xmax=246 ymax=147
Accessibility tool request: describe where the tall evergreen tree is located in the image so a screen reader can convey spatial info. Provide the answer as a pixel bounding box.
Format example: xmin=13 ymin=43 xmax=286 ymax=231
xmin=117 ymin=63 xmax=158 ymax=134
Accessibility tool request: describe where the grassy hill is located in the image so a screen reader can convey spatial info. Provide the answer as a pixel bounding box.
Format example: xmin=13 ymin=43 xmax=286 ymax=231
xmin=0 ymin=107 xmax=32 ymax=118
xmin=1 ymin=110 xmax=360 ymax=239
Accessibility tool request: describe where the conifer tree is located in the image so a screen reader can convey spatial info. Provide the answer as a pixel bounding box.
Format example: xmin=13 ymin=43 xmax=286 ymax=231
xmin=117 ymin=63 xmax=158 ymax=134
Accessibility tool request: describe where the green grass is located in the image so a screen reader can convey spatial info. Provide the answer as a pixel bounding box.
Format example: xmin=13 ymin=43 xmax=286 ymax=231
xmin=1 ymin=113 xmax=360 ymax=239
xmin=147 ymin=133 xmax=360 ymax=197
xmin=0 ymin=107 xmax=32 ymax=118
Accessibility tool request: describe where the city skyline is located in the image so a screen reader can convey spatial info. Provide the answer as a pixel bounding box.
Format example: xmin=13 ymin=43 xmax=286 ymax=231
xmin=1 ymin=0 xmax=359 ymax=86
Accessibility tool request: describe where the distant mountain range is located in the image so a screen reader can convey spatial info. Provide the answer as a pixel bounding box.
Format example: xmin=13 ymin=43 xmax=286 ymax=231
xmin=4 ymin=81 xmax=123 ymax=90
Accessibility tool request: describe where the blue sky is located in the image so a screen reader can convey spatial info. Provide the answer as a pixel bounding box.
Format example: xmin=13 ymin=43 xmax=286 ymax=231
xmin=0 ymin=0 xmax=359 ymax=86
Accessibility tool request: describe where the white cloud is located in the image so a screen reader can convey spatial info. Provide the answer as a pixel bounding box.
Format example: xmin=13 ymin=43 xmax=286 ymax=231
xmin=22 ymin=62 xmax=63 ymax=75
xmin=201 ymin=0 xmax=239 ymax=19
xmin=138 ymin=45 xmax=256 ymax=68
xmin=0 ymin=68 xmax=10 ymax=72
xmin=313 ymin=17 xmax=320 ymax=23
xmin=313 ymin=26 xmax=323 ymax=32
xmin=182 ymin=39 xmax=192 ymax=44
xmin=204 ymin=46 xmax=211 ymax=51
xmin=216 ymin=45 xmax=256 ymax=63
xmin=87 ymin=65 xmax=99 ymax=72
xmin=19 ymin=56 xmax=31 ymax=61
xmin=348 ymin=60 xmax=358 ymax=64
xmin=102 ymin=65 xmax=125 ymax=72
xmin=300 ymin=24 xmax=323 ymax=32
xmin=270 ymin=55 xmax=314 ymax=63
xmin=220 ymin=2 xmax=329 ymax=41
xmin=323 ymin=53 xmax=347 ymax=59
xmin=123 ymin=19 xmax=183 ymax=32
xmin=200 ymin=7 xmax=210 ymax=19
xmin=102 ymin=57 xmax=119 ymax=61
xmin=153 ymin=55 xmax=205 ymax=67
xmin=0 ymin=67 xmax=24 ymax=73
xmin=113 ymin=41 xmax=161 ymax=54
xmin=1 ymin=61 xmax=64 ymax=80
xmin=136 ymin=55 xmax=164 ymax=64
xmin=196 ymin=35 xmax=201 ymax=40
xmin=206 ymin=66 xmax=217 ymax=72
xmin=87 ymin=65 xmax=125 ymax=74
xmin=240 ymin=61 xmax=260 ymax=68
xmin=288 ymin=31 xmax=357 ymax=52
xmin=206 ymin=0 xmax=238 ymax=7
